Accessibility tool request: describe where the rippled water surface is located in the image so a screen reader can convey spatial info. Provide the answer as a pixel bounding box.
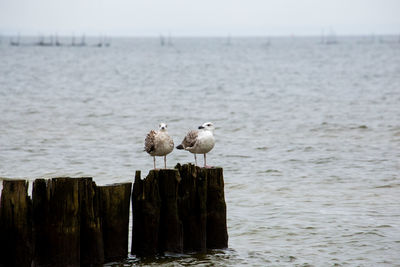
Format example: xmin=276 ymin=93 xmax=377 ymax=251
xmin=1 ymin=37 xmax=400 ymax=266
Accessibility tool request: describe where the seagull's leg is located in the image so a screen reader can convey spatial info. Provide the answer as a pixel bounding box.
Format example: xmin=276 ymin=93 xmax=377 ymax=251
xmin=153 ymin=156 xmax=156 ymax=169
xmin=164 ymin=156 xmax=167 ymax=169
xmin=204 ymin=153 xmax=212 ymax=168
xmin=194 ymin=154 xmax=197 ymax=166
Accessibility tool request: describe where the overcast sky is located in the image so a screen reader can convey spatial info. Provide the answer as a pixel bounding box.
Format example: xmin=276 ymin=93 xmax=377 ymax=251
xmin=0 ymin=0 xmax=399 ymax=36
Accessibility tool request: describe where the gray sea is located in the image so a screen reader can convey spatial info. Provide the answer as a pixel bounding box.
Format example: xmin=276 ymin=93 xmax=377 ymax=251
xmin=1 ymin=36 xmax=400 ymax=266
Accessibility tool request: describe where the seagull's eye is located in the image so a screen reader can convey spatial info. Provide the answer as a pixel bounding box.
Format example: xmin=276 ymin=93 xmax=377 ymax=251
xmin=207 ymin=124 xmax=211 ymax=126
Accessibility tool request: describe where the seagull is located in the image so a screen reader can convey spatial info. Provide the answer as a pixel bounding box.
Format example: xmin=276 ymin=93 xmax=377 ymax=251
xmin=144 ymin=123 xmax=174 ymax=169
xmin=176 ymin=122 xmax=215 ymax=168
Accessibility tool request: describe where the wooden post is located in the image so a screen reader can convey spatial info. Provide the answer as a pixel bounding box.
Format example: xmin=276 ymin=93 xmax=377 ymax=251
xmin=176 ymin=164 xmax=207 ymax=253
xmin=32 ymin=178 xmax=105 ymax=266
xmin=132 ymin=164 xmax=228 ymax=257
xmin=99 ymin=182 xmax=132 ymax=262
xmin=78 ymin=178 xmax=104 ymax=266
xmin=205 ymin=167 xmax=228 ymax=249
xmin=131 ymin=170 xmax=161 ymax=257
xmin=131 ymin=169 xmax=183 ymax=256
xmin=157 ymin=169 xmax=183 ymax=254
xmin=32 ymin=178 xmax=49 ymax=266
xmin=46 ymin=178 xmax=81 ymax=266
xmin=0 ymin=179 xmax=33 ymax=267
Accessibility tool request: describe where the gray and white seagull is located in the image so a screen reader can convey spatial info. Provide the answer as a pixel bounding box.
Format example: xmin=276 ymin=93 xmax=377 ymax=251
xmin=144 ymin=122 xmax=174 ymax=169
xmin=176 ymin=122 xmax=215 ymax=168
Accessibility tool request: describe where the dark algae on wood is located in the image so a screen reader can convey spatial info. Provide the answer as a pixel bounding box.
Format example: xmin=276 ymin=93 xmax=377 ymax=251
xmin=131 ymin=163 xmax=228 ymax=257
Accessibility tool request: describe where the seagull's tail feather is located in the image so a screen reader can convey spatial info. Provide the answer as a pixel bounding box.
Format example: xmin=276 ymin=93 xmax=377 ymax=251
xmin=176 ymin=144 xmax=184 ymax=150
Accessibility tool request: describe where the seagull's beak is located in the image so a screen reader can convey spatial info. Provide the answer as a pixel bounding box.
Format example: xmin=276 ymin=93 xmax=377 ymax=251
xmin=198 ymin=126 xmax=204 ymax=129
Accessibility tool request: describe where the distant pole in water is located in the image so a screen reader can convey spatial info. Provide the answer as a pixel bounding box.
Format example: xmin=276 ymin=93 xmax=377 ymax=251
xmin=80 ymin=34 xmax=86 ymax=46
xmin=10 ymin=33 xmax=20 ymax=46
xmin=37 ymin=35 xmax=44 ymax=46
xmin=96 ymin=35 xmax=111 ymax=47
xmin=55 ymin=34 xmax=61 ymax=46
xmin=325 ymin=28 xmax=338 ymax=45
xmin=103 ymin=36 xmax=111 ymax=47
xmin=160 ymin=34 xmax=165 ymax=46
xmin=167 ymin=32 xmax=172 ymax=46
xmin=96 ymin=35 xmax=103 ymax=47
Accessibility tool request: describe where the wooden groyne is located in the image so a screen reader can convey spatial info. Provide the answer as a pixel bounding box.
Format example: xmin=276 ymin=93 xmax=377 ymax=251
xmin=0 ymin=164 xmax=228 ymax=266
xmin=132 ymin=164 xmax=228 ymax=256
xmin=0 ymin=178 xmax=131 ymax=266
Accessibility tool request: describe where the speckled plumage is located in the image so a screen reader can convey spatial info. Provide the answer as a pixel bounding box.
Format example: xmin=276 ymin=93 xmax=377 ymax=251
xmin=145 ymin=130 xmax=157 ymax=154
xmin=179 ymin=130 xmax=198 ymax=150
xmin=144 ymin=123 xmax=174 ymax=169
xmin=176 ymin=122 xmax=215 ymax=167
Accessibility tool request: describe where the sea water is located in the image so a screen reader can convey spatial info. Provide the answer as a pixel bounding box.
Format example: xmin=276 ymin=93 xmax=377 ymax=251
xmin=0 ymin=36 xmax=399 ymax=266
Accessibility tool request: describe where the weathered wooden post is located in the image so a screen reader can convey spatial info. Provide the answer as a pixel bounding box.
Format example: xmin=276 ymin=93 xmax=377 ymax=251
xmin=99 ymin=182 xmax=132 ymax=262
xmin=131 ymin=164 xmax=228 ymax=257
xmin=1 ymin=176 xmax=136 ymax=265
xmin=176 ymin=164 xmax=208 ymax=253
xmin=131 ymin=170 xmax=161 ymax=257
xmin=0 ymin=179 xmax=33 ymax=267
xmin=205 ymin=167 xmax=228 ymax=249
xmin=32 ymin=178 xmax=105 ymax=266
xmin=78 ymin=178 xmax=104 ymax=266
xmin=157 ymin=169 xmax=183 ymax=253
xmin=132 ymin=169 xmax=183 ymax=256
xmin=32 ymin=178 xmax=49 ymax=266
xmin=46 ymin=178 xmax=81 ymax=266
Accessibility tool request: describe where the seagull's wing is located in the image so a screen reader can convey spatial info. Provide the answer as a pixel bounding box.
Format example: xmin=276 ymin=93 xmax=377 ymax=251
xmin=169 ymin=134 xmax=174 ymax=147
xmin=145 ymin=130 xmax=157 ymax=153
xmin=182 ymin=130 xmax=198 ymax=149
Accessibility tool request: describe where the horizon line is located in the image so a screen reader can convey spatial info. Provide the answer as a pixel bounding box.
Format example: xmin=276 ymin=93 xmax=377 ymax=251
xmin=2 ymin=33 xmax=400 ymax=38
